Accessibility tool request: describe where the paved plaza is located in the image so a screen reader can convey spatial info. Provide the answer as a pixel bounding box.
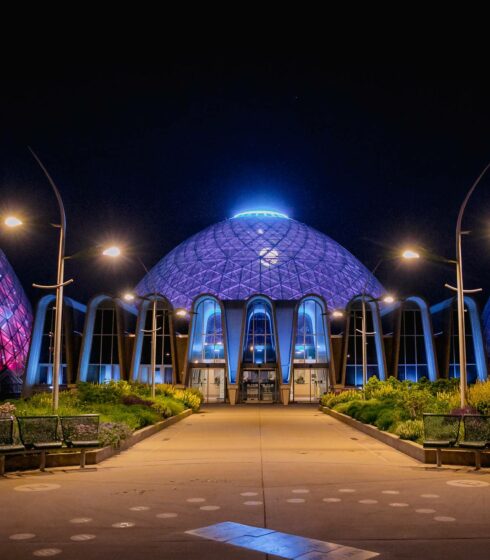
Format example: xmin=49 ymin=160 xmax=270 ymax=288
xmin=1 ymin=405 xmax=489 ymax=559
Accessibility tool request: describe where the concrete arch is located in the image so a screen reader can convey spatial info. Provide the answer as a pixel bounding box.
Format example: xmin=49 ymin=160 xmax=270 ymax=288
xmin=24 ymin=295 xmax=86 ymax=392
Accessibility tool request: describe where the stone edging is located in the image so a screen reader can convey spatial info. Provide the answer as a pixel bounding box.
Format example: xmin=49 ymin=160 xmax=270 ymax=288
xmin=321 ymin=407 xmax=489 ymax=467
xmin=3 ymin=408 xmax=193 ymax=473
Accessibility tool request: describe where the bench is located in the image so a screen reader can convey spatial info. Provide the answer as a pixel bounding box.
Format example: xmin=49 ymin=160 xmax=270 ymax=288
xmin=60 ymin=415 xmax=100 ymax=468
xmin=422 ymin=413 xmax=461 ymax=467
xmin=16 ymin=415 xmax=63 ymax=471
xmin=0 ymin=417 xmax=25 ymax=476
xmin=458 ymin=415 xmax=490 ymax=470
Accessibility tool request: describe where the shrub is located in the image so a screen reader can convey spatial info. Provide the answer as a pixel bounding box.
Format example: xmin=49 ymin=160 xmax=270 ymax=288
xmin=99 ymin=421 xmax=133 ymax=447
xmin=121 ymin=395 xmax=154 ymax=408
xmin=321 ymin=390 xmax=361 ymax=408
xmin=467 ymin=380 xmax=490 ymax=415
xmin=76 ymin=381 xmax=133 ymax=404
xmin=374 ymin=407 xmax=404 ymax=431
xmin=393 ymin=420 xmax=424 ymax=441
xmin=173 ymin=389 xmax=203 ymax=412
xmin=152 ymin=396 xmax=186 ymax=418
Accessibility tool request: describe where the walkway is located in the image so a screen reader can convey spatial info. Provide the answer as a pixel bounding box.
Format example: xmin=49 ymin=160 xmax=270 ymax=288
xmin=1 ymin=405 xmax=489 ymax=559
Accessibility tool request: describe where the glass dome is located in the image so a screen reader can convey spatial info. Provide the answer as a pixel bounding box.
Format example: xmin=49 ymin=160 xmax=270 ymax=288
xmin=0 ymin=250 xmax=33 ymax=376
xmin=136 ymin=212 xmax=383 ymax=310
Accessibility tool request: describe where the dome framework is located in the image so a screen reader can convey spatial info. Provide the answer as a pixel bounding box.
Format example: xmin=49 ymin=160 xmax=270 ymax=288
xmin=136 ymin=212 xmax=383 ymax=309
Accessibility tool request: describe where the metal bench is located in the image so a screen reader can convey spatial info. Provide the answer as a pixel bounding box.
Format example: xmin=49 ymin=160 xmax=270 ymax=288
xmin=16 ymin=416 xmax=63 ymax=471
xmin=422 ymin=413 xmax=462 ymax=467
xmin=458 ymin=415 xmax=490 ymax=470
xmin=60 ymin=415 xmax=100 ymax=468
xmin=0 ymin=417 xmax=25 ymax=475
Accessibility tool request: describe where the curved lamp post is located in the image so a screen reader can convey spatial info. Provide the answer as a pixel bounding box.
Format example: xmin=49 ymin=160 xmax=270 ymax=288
xmin=28 ymin=148 xmax=72 ymax=411
xmin=4 ymin=149 xmax=121 ymax=410
xmin=451 ymin=163 xmax=490 ymax=407
xmin=403 ymin=162 xmax=490 ymax=408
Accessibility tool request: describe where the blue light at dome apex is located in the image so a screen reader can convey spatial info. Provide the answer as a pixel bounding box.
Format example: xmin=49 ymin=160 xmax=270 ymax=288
xmin=232 ymin=210 xmax=289 ymax=219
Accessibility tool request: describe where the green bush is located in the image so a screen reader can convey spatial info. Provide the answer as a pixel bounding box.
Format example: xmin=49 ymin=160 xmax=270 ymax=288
xmin=99 ymin=421 xmax=133 ymax=447
xmin=321 ymin=390 xmax=361 ymax=408
xmin=324 ymin=377 xmax=468 ymax=438
xmin=76 ymin=381 xmax=133 ymax=403
xmin=393 ymin=419 xmax=424 ymax=441
xmin=468 ymin=381 xmax=490 ymax=415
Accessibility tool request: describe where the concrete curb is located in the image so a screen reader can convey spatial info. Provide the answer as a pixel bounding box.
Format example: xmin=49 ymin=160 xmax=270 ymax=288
xmin=3 ymin=408 xmax=193 ymax=473
xmin=321 ymin=407 xmax=490 ymax=467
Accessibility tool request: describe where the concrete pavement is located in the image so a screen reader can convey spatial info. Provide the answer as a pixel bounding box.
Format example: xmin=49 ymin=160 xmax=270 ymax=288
xmin=0 ymin=404 xmax=489 ymax=559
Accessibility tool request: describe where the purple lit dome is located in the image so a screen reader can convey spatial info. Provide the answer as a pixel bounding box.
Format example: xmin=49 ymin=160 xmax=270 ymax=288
xmin=136 ymin=211 xmax=384 ymax=310
xmin=0 ymin=250 xmax=33 ymax=377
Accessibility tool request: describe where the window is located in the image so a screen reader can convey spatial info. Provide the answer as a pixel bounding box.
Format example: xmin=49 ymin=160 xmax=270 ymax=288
xmin=345 ymin=303 xmax=379 ymax=386
xmin=35 ymin=302 xmax=67 ymax=385
xmin=294 ymin=298 xmax=328 ymax=363
xmin=189 ymin=298 xmax=224 ymax=363
xmin=139 ymin=300 xmax=174 ymax=383
xmin=242 ymin=299 xmax=276 ymax=364
xmin=88 ymin=306 xmax=120 ymax=383
xmin=398 ymin=306 xmax=428 ymax=382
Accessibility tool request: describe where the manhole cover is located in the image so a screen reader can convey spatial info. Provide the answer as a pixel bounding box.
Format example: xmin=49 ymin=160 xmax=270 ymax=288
xmin=446 ymin=480 xmax=489 ymax=488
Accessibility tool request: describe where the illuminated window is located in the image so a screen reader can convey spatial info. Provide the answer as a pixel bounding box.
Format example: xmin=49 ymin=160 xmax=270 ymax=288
xmin=88 ymin=304 xmax=120 ymax=383
xmin=35 ymin=302 xmax=67 ymax=385
xmin=294 ymin=298 xmax=328 ymax=363
xmin=138 ymin=300 xmax=173 ymax=384
xmin=345 ymin=302 xmax=379 ymax=386
xmin=243 ymin=299 xmax=276 ymax=364
xmin=398 ymin=305 xmax=428 ymax=382
xmin=189 ymin=298 xmax=224 ymax=363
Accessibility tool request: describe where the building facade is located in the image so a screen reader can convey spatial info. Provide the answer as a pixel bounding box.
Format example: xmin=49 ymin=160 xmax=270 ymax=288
xmin=10 ymin=211 xmax=490 ymax=401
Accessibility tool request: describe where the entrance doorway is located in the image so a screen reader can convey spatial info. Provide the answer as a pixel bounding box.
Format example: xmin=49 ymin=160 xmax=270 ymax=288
xmin=191 ymin=368 xmax=226 ymax=402
xmin=241 ymin=370 xmax=277 ymax=402
xmin=291 ymin=368 xmax=328 ymax=402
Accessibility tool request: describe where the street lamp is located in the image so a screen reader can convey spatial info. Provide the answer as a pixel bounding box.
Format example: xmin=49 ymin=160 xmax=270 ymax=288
xmin=3 ymin=148 xmax=121 ymax=411
xmin=402 ymin=163 xmax=490 ymax=408
xmin=4 ymin=216 xmax=23 ymax=228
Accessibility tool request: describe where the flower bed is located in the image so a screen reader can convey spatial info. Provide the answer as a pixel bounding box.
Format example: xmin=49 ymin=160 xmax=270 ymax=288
xmin=0 ymin=381 xmax=203 ymax=447
xmin=321 ymin=377 xmax=490 ymax=443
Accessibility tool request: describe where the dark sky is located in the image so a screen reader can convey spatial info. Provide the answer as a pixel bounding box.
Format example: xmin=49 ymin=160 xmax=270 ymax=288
xmin=2 ymin=50 xmax=490 ymax=310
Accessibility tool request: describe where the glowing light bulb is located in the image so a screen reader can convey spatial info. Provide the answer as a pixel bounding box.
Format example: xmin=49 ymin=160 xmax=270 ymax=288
xmin=102 ymin=246 xmax=121 ymax=257
xmin=4 ymin=216 xmax=22 ymax=227
xmin=402 ymin=249 xmax=420 ymax=260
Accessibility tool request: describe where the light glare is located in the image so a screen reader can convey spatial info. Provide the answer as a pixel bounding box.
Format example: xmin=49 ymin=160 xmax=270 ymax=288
xmin=103 ymin=246 xmax=121 ymax=258
xmin=4 ymin=216 xmax=23 ymax=228
xmin=402 ymin=249 xmax=420 ymax=260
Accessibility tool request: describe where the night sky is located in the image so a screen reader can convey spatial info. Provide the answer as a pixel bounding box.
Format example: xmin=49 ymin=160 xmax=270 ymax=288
xmin=2 ymin=52 xmax=490 ymax=310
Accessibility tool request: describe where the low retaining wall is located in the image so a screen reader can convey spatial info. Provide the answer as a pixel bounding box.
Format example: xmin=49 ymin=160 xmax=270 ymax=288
xmin=321 ymin=407 xmax=490 ymax=467
xmin=3 ymin=408 xmax=193 ymax=473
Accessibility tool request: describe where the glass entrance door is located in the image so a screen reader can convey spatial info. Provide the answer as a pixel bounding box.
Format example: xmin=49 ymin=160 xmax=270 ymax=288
xmin=191 ymin=368 xmax=225 ymax=402
xmin=241 ymin=370 xmax=277 ymax=402
xmin=292 ymin=368 xmax=328 ymax=402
